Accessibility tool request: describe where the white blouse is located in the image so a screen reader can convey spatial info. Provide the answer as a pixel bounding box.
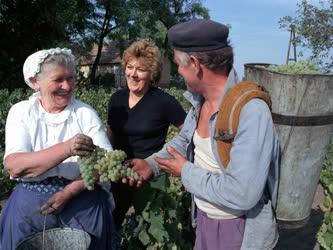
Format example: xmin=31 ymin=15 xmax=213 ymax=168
xmin=4 ymin=92 xmax=112 ymax=182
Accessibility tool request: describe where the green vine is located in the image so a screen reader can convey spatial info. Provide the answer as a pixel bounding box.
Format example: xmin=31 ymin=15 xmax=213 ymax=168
xmin=318 ymin=137 xmax=333 ymax=249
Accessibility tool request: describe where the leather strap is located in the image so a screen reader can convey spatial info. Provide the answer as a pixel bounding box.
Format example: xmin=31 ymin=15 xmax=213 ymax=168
xmin=214 ymin=81 xmax=272 ymax=168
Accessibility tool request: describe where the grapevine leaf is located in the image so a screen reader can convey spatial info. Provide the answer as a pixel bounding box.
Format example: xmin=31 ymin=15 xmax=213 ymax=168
xmin=138 ymin=229 xmax=150 ymax=246
xmin=328 ymin=184 xmax=333 ymax=195
xmin=142 ymin=210 xmax=150 ymax=222
xmin=168 ymin=209 xmax=176 ymax=219
xmin=149 ymin=173 xmax=168 ymax=192
xmin=148 ymin=215 xmax=169 ymax=242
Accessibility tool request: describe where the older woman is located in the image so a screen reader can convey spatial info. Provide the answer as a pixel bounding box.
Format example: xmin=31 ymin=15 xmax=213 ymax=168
xmin=0 ymin=48 xmax=115 ymax=249
xmin=107 ymin=39 xmax=186 ymax=229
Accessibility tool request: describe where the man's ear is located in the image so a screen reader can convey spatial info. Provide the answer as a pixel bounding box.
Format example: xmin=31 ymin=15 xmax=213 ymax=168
xmin=189 ymin=55 xmax=202 ymax=76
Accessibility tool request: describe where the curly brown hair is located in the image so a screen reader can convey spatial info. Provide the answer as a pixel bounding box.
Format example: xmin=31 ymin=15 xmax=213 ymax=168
xmin=122 ymin=39 xmax=162 ymax=86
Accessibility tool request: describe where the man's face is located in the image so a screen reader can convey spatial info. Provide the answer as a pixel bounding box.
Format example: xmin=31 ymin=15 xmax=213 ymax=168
xmin=173 ymin=50 xmax=198 ymax=92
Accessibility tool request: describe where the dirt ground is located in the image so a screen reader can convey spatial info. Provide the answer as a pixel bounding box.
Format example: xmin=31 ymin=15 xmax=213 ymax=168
xmin=0 ymin=185 xmax=326 ymax=250
xmin=274 ymin=185 xmax=325 ymax=250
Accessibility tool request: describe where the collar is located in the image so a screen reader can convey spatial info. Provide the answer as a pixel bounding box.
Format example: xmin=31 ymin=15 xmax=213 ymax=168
xmin=29 ymin=92 xmax=74 ymax=126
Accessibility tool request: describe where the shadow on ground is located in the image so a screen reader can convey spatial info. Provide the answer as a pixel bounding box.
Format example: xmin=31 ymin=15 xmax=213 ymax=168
xmin=275 ymin=208 xmax=324 ymax=250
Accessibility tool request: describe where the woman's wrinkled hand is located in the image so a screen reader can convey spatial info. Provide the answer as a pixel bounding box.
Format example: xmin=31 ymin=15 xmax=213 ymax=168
xmin=66 ymin=133 xmax=95 ymax=157
xmin=40 ymin=189 xmax=73 ymax=215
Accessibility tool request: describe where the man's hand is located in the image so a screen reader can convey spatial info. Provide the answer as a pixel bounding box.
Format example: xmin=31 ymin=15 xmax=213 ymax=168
xmin=155 ymin=146 xmax=186 ymax=177
xmin=65 ymin=133 xmax=95 ymax=157
xmin=122 ymin=159 xmax=153 ymax=187
xmin=40 ymin=189 xmax=73 ymax=215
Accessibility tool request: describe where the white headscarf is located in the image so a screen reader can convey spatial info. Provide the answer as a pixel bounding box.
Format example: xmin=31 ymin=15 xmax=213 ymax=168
xmin=23 ymin=48 xmax=75 ymax=89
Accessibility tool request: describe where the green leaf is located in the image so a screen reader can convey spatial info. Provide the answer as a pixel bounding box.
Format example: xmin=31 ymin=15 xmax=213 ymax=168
xmin=328 ymin=184 xmax=333 ymax=195
xmin=148 ymin=222 xmax=169 ymax=242
xmin=149 ymin=174 xmax=169 ymax=192
xmin=142 ymin=210 xmax=150 ymax=222
xmin=138 ymin=229 xmax=150 ymax=246
xmin=168 ymin=209 xmax=176 ymax=219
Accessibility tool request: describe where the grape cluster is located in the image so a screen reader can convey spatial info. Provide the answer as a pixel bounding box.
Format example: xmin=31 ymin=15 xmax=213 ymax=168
xmin=79 ymin=147 xmax=141 ymax=190
xmin=168 ymin=176 xmax=185 ymax=196
xmin=96 ymin=150 xmax=140 ymax=183
xmin=79 ymin=146 xmax=106 ymax=190
xmin=266 ymin=60 xmax=321 ymax=74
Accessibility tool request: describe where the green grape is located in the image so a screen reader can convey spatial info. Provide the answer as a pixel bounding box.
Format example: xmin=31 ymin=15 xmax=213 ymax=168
xmin=79 ymin=146 xmax=107 ymax=190
xmin=266 ymin=60 xmax=321 ymax=74
xmin=80 ymin=148 xmax=143 ymax=189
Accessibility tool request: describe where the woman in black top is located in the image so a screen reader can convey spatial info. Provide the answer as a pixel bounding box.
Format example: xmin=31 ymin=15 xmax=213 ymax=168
xmin=107 ymin=39 xmax=186 ymax=230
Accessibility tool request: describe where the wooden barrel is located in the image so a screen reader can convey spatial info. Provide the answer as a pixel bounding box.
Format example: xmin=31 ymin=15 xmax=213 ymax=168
xmin=244 ymin=63 xmax=333 ymax=228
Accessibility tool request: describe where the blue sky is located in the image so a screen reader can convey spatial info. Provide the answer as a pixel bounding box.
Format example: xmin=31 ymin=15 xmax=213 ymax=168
xmin=203 ymin=0 xmax=320 ymax=78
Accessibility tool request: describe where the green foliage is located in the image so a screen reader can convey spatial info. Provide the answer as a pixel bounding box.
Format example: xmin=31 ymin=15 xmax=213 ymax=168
xmin=75 ymin=87 xmax=116 ymax=125
xmin=127 ymin=0 xmax=209 ymax=45
xmin=0 ymin=0 xmax=209 ymax=88
xmin=279 ymin=0 xmax=333 ymax=72
xmin=165 ymin=87 xmax=190 ymax=111
xmin=120 ymin=175 xmax=194 ymax=249
xmin=317 ymin=212 xmax=333 ymax=249
xmin=318 ymin=137 xmax=333 ymax=249
xmin=267 ymin=60 xmax=321 ymax=74
xmin=0 ymin=0 xmax=94 ymax=90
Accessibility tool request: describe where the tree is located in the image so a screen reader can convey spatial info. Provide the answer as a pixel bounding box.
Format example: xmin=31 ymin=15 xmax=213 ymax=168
xmin=128 ymin=0 xmax=209 ymax=49
xmin=87 ymin=0 xmax=129 ymax=85
xmin=87 ymin=0 xmax=209 ymax=85
xmin=0 ymin=0 xmax=94 ymax=90
xmin=125 ymin=0 xmax=209 ymax=87
xmin=279 ymin=0 xmax=333 ymax=72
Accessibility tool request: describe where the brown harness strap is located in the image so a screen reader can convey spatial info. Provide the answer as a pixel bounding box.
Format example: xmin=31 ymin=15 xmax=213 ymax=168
xmin=214 ymin=80 xmax=272 ymax=167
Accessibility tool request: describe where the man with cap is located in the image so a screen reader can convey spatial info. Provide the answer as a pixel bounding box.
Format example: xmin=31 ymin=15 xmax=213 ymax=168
xmin=128 ymin=19 xmax=280 ymax=250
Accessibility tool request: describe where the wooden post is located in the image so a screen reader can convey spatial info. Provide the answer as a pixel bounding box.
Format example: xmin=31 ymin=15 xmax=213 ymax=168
xmin=286 ymin=25 xmax=297 ymax=65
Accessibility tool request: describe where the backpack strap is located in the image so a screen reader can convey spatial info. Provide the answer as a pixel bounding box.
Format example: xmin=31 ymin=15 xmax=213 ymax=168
xmin=214 ymin=80 xmax=272 ymax=168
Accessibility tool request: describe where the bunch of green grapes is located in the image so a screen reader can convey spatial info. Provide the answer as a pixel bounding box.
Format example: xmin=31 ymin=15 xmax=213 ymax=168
xmin=79 ymin=146 xmax=107 ymax=190
xmin=267 ymin=60 xmax=321 ymax=74
xmin=95 ymin=150 xmax=140 ymax=183
xmin=168 ymin=176 xmax=185 ymax=196
xmin=79 ymin=147 xmax=141 ymax=190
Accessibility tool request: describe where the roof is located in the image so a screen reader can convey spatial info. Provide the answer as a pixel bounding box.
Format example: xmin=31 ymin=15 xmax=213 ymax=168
xmin=77 ymin=41 xmax=129 ymax=66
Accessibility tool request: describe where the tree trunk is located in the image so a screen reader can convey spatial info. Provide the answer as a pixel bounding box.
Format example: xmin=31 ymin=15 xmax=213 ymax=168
xmin=89 ymin=5 xmax=111 ymax=85
xmin=89 ymin=35 xmax=104 ymax=85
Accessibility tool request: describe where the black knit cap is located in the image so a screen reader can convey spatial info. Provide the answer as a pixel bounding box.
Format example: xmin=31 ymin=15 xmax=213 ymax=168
xmin=168 ymin=19 xmax=229 ymax=52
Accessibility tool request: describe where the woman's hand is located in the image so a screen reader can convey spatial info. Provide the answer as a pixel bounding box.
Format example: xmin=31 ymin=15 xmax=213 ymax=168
xmin=40 ymin=179 xmax=85 ymax=215
xmin=66 ymin=133 xmax=96 ymax=157
xmin=40 ymin=189 xmax=73 ymax=215
xmin=122 ymin=159 xmax=153 ymax=187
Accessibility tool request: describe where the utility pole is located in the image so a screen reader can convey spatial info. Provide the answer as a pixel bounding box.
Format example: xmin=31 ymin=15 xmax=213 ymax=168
xmin=286 ymin=25 xmax=297 ymax=65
